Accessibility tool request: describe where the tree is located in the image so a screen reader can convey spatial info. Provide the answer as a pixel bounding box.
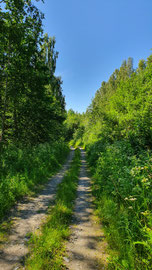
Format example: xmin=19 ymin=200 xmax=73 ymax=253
xmin=0 ymin=0 xmax=66 ymax=146
xmin=138 ymin=59 xmax=146 ymax=71
xmin=127 ymin=57 xmax=134 ymax=77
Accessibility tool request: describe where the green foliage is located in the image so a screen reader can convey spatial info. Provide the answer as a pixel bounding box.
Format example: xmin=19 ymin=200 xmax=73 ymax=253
xmin=25 ymin=148 xmax=81 ymax=270
xmin=0 ymin=0 xmax=65 ymax=145
xmin=71 ymin=55 xmax=152 ymax=268
xmin=0 ymin=142 xmax=69 ymax=221
xmin=73 ymin=56 xmax=151 ymax=151
xmin=64 ymin=109 xmax=85 ymax=147
xmin=91 ymin=142 xmax=152 ymax=269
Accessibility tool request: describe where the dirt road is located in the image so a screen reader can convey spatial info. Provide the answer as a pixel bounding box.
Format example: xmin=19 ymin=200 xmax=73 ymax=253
xmin=65 ymin=149 xmax=108 ymax=270
xmin=0 ymin=149 xmax=74 ymax=270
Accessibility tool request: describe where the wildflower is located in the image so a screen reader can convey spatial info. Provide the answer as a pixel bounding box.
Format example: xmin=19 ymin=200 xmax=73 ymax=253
xmin=141 ymin=211 xmax=149 ymax=216
xmin=128 ymin=197 xmax=137 ymax=201
xmin=141 ymin=178 xmax=148 ymax=183
xmin=128 ymin=206 xmax=133 ymax=209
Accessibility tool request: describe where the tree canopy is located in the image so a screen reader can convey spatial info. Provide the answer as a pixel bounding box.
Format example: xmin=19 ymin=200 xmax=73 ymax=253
xmin=0 ymin=0 xmax=66 ymax=146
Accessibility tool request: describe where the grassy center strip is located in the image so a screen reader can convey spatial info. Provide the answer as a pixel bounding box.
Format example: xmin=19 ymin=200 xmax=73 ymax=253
xmin=24 ymin=148 xmax=81 ymax=270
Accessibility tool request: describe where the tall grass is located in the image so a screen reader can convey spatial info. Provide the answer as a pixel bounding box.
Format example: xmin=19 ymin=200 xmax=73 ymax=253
xmin=0 ymin=142 xmax=69 ymax=221
xmin=25 ymin=148 xmax=81 ymax=270
xmin=87 ymin=141 xmax=152 ymax=269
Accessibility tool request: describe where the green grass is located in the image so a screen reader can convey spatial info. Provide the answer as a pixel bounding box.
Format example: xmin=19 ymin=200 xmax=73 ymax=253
xmin=0 ymin=220 xmax=14 ymax=248
xmin=86 ymin=140 xmax=152 ymax=269
xmin=0 ymin=142 xmax=69 ymax=243
xmin=24 ymin=148 xmax=81 ymax=270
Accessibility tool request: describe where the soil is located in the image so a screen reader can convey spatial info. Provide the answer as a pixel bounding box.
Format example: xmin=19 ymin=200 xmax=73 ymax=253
xmin=0 ymin=148 xmax=108 ymax=270
xmin=0 ymin=149 xmax=75 ymax=270
xmin=65 ymin=149 xmax=108 ymax=270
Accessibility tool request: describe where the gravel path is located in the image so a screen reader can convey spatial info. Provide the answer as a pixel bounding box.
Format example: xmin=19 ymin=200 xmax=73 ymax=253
xmin=65 ymin=149 xmax=108 ymax=270
xmin=0 ymin=149 xmax=74 ymax=270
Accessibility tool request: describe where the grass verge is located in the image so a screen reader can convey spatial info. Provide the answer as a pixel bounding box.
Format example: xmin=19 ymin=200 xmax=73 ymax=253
xmin=24 ymin=148 xmax=81 ymax=270
xmin=0 ymin=142 xmax=69 ymax=245
xmin=87 ymin=141 xmax=152 ymax=269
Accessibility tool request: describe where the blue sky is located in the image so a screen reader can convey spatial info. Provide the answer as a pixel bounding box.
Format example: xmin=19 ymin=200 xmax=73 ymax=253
xmin=35 ymin=0 xmax=152 ymax=113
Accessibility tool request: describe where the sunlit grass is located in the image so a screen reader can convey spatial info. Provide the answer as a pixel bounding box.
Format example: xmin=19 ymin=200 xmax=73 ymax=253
xmin=0 ymin=142 xmax=69 ymax=242
xmin=25 ymin=148 xmax=81 ymax=270
xmin=87 ymin=141 xmax=152 ymax=269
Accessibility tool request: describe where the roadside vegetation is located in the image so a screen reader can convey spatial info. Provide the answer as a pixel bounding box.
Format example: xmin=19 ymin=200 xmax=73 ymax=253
xmin=0 ymin=0 xmax=68 ymax=218
xmin=1 ymin=1 xmax=152 ymax=269
xmin=67 ymin=57 xmax=152 ymax=269
xmin=24 ymin=148 xmax=81 ymax=270
xmin=0 ymin=0 xmax=69 ymax=242
xmin=0 ymin=142 xmax=69 ymax=222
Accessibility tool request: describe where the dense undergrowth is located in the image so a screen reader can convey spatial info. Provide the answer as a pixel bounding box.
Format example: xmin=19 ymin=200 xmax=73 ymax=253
xmin=66 ymin=55 xmax=152 ymax=269
xmin=87 ymin=141 xmax=152 ymax=269
xmin=0 ymin=142 xmax=69 ymax=222
xmin=25 ymin=148 xmax=81 ymax=270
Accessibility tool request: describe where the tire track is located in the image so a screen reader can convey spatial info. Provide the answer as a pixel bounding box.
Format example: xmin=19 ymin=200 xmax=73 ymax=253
xmin=0 ymin=149 xmax=75 ymax=270
xmin=65 ymin=149 xmax=108 ymax=270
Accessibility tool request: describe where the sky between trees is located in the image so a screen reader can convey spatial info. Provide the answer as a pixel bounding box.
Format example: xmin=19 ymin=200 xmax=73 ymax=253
xmin=35 ymin=0 xmax=152 ymax=113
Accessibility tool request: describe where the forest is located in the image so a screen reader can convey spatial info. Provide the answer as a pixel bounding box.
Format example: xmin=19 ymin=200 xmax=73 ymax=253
xmin=0 ymin=0 xmax=69 ymax=219
xmin=0 ymin=0 xmax=152 ymax=269
xmin=66 ymin=57 xmax=152 ymax=268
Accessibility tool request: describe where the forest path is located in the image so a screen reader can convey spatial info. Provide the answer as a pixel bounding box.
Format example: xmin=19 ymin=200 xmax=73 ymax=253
xmin=65 ymin=149 xmax=108 ymax=270
xmin=0 ymin=149 xmax=75 ymax=270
